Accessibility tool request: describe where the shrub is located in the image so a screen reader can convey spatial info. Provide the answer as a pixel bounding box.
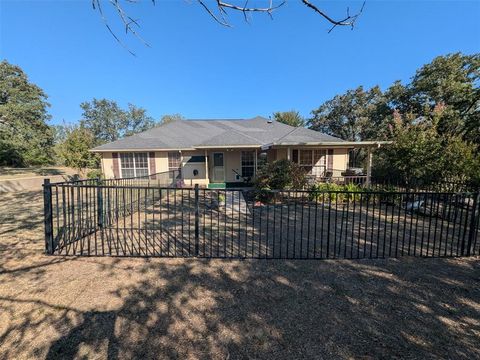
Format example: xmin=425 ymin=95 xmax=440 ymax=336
xmin=309 ymin=183 xmax=343 ymax=203
xmin=86 ymin=169 xmax=103 ymax=179
xmin=309 ymin=182 xmax=364 ymax=203
xmin=254 ymin=159 xmax=308 ymax=202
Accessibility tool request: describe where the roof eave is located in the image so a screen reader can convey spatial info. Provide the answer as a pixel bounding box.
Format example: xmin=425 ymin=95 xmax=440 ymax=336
xmin=193 ymin=145 xmax=261 ymax=149
xmin=90 ymin=147 xmax=197 ymax=153
xmin=273 ymin=141 xmax=392 ymax=148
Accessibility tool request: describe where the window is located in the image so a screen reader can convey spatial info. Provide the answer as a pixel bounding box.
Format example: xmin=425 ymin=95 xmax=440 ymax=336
xmin=299 ymin=150 xmax=313 ymax=173
xmin=241 ymin=151 xmax=255 ymax=177
xmin=168 ymin=152 xmax=181 ymax=171
xmin=120 ymin=153 xmax=149 ymax=178
xmin=312 ymin=150 xmax=327 ymax=176
xmin=292 ymin=149 xmax=327 ymax=176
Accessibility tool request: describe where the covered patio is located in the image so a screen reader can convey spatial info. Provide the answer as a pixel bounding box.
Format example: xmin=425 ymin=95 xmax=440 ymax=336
xmin=185 ymin=141 xmax=389 ymax=189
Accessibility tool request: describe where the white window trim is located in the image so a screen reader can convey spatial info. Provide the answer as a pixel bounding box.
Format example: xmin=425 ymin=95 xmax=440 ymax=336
xmin=120 ymin=152 xmax=150 ymax=179
xmin=294 ymin=148 xmax=327 ymax=176
xmin=168 ymin=151 xmax=182 ymax=172
xmin=241 ymin=151 xmax=255 ymax=178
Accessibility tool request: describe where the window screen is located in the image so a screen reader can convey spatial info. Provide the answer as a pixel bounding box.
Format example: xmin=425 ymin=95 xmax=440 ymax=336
xmin=241 ymin=151 xmax=255 ymax=177
xmin=120 ymin=153 xmax=148 ymax=178
xmin=168 ymin=152 xmax=181 ymax=171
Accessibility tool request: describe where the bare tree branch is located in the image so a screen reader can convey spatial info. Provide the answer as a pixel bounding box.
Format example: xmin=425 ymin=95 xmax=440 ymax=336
xmin=198 ymin=0 xmax=232 ymax=27
xmin=301 ymin=0 xmax=365 ymax=32
xmin=92 ymin=0 xmax=366 ymax=54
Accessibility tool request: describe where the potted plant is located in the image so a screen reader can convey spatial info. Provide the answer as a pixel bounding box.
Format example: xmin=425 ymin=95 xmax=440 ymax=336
xmin=218 ymin=193 xmax=226 ymax=207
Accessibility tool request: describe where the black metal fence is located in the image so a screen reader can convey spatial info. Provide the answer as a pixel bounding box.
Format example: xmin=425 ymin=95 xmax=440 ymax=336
xmin=43 ymin=178 xmax=480 ymax=259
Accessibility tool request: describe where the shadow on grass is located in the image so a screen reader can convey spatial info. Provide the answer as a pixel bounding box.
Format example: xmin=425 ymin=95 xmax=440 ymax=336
xmin=0 ymin=167 xmax=67 ymax=178
xmin=1 ymin=189 xmax=479 ymax=359
xmin=2 ymin=257 xmax=478 ymax=359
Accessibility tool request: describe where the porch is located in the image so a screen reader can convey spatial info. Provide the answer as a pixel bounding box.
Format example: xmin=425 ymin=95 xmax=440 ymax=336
xmin=181 ymin=144 xmax=377 ymax=188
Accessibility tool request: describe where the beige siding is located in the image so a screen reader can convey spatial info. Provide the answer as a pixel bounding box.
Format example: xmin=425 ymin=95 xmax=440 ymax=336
xmin=99 ymin=147 xmax=350 ymax=183
xmin=276 ymin=148 xmax=288 ymax=160
xmin=182 ymin=150 xmax=209 ymax=187
xmin=101 ymin=152 xmax=115 ymax=179
xmin=332 ymin=148 xmax=349 ymax=174
xmin=226 ymin=150 xmax=243 ymax=182
xmin=155 ymin=152 xmax=169 ymax=173
xmin=205 ymin=149 xmax=249 ymax=183
xmin=101 ymin=151 xmax=169 ymax=179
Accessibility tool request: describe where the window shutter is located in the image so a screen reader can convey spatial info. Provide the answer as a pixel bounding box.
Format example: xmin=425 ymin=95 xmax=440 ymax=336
xmin=149 ymin=152 xmax=156 ymax=179
xmin=327 ymin=149 xmax=334 ymax=171
xmin=112 ymin=153 xmax=120 ymax=179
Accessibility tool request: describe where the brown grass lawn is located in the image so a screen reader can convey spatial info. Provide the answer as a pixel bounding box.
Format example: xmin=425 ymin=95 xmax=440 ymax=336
xmin=1 ymin=190 xmax=479 ymax=359
xmin=0 ymin=167 xmax=79 ymax=181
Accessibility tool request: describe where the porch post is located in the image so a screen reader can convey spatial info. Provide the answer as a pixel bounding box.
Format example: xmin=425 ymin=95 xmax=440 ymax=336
xmin=204 ymin=150 xmax=208 ymax=185
xmin=255 ymin=149 xmax=258 ymax=174
xmin=287 ymin=147 xmax=291 ymax=161
xmin=366 ymin=147 xmax=372 ymax=187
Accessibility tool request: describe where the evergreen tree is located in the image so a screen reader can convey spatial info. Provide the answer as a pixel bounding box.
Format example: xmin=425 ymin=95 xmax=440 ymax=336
xmin=0 ymin=60 xmax=54 ymax=166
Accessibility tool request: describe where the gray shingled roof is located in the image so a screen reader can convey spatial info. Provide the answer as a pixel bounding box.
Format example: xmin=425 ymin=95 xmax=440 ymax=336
xmin=91 ymin=116 xmax=344 ymax=151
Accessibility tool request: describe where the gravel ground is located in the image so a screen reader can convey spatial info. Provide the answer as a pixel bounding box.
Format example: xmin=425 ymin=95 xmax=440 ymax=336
xmin=1 ymin=191 xmax=479 ymax=359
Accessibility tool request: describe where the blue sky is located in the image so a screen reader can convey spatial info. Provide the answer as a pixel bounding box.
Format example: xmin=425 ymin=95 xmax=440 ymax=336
xmin=1 ymin=0 xmax=479 ymax=125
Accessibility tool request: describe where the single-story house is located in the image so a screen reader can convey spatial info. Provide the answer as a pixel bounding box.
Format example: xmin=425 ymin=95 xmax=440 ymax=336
xmin=91 ymin=116 xmax=388 ymax=187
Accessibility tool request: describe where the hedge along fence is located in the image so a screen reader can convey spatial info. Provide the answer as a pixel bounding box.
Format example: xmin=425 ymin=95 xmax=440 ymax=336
xmin=43 ymin=179 xmax=480 ymax=259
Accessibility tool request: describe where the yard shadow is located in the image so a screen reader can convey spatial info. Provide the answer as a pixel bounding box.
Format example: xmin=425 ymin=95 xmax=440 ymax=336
xmin=0 ymin=167 xmax=67 ymax=178
xmin=27 ymin=257 xmax=479 ymax=359
xmin=1 ymin=188 xmax=479 ymax=359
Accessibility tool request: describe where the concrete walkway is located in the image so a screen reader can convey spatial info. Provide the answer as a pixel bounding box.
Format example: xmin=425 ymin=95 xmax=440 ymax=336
xmin=225 ymin=190 xmax=250 ymax=215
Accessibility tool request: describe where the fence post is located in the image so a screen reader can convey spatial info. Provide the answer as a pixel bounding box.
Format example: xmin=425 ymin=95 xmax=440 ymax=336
xmin=43 ymin=179 xmax=54 ymax=255
xmin=194 ymin=184 xmax=200 ymax=256
xmin=97 ymin=178 xmax=104 ymax=229
xmin=465 ymin=190 xmax=479 ymax=256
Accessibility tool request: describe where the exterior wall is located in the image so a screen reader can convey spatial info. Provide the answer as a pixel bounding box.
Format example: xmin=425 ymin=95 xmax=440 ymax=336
xmin=101 ymin=152 xmax=115 ymax=179
xmin=332 ymin=148 xmax=349 ymax=175
xmin=181 ymin=150 xmax=209 ymax=187
xmin=99 ymin=147 xmax=351 ymax=182
xmin=101 ymin=151 xmax=168 ymax=179
xmin=225 ymin=150 xmax=243 ymax=182
xmin=266 ymin=149 xmax=277 ymax=162
xmin=270 ymin=146 xmax=350 ymax=177
xmin=205 ymin=149 xmax=260 ymax=183
xmin=207 ymin=149 xmax=244 ymax=183
xmin=276 ymin=148 xmax=288 ymax=160
xmin=155 ymin=152 xmax=169 ymax=173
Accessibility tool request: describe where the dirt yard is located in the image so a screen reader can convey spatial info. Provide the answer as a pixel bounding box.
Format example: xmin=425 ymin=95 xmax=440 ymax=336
xmin=1 ymin=190 xmax=479 ymax=359
xmin=0 ymin=167 xmax=79 ymax=181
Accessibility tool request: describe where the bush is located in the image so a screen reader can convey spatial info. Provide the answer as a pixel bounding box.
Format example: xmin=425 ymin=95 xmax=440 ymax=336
xmin=373 ymin=119 xmax=479 ymax=189
xmin=86 ymin=169 xmax=103 ymax=179
xmin=254 ymin=159 xmax=308 ymax=202
xmin=309 ymin=182 xmax=364 ymax=203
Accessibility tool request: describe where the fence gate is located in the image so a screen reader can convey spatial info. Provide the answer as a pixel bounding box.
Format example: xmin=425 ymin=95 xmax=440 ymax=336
xmin=43 ymin=179 xmax=480 ymax=259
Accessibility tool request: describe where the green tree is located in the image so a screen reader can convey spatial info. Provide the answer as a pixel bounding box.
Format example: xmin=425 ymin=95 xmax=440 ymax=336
xmin=58 ymin=126 xmax=100 ymax=174
xmin=272 ymin=110 xmax=305 ymax=127
xmin=383 ymin=53 xmax=480 ymax=143
xmin=308 ymin=86 xmax=386 ymax=166
xmin=160 ymin=113 xmax=185 ymax=125
xmin=374 ymin=118 xmax=479 ymax=188
xmin=80 ymin=98 xmax=156 ymax=145
xmin=0 ymin=60 xmax=54 ymax=166
xmin=410 ymin=53 xmax=479 ymax=143
xmin=308 ymin=53 xmax=480 ymax=172
xmin=309 ymin=86 xmax=385 ymax=141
